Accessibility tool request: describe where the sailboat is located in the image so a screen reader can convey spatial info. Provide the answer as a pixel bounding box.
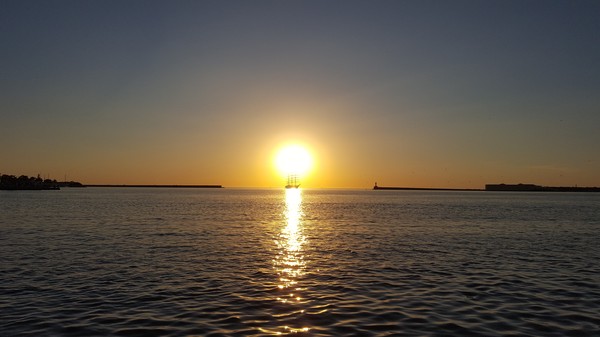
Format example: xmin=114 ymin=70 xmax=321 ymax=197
xmin=285 ymin=174 xmax=300 ymax=189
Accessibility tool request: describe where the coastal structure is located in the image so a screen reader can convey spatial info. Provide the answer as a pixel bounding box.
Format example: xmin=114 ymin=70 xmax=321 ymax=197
xmin=485 ymin=183 xmax=600 ymax=192
xmin=372 ymin=182 xmax=600 ymax=192
xmin=373 ymin=182 xmax=480 ymax=191
xmin=85 ymin=184 xmax=222 ymax=188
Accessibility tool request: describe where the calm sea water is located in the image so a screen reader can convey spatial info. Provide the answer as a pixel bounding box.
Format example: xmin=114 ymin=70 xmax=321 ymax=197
xmin=1 ymin=188 xmax=599 ymax=336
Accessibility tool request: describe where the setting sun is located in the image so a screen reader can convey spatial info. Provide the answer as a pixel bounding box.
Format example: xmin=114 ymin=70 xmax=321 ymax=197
xmin=274 ymin=145 xmax=313 ymax=178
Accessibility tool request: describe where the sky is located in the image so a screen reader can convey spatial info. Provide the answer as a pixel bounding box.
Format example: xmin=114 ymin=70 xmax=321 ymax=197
xmin=1 ymin=0 xmax=599 ymax=188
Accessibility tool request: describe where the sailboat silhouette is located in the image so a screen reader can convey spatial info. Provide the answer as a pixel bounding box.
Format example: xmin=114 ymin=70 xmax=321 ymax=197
xmin=285 ymin=174 xmax=300 ymax=189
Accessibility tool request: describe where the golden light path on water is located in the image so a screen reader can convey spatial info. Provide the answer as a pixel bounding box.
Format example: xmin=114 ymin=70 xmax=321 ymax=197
xmin=261 ymin=188 xmax=310 ymax=335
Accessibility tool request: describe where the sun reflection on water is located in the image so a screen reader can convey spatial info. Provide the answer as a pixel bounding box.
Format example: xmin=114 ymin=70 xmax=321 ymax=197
xmin=263 ymin=188 xmax=311 ymax=335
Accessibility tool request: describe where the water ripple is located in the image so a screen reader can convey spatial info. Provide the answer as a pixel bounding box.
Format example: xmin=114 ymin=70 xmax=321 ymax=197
xmin=1 ymin=189 xmax=599 ymax=336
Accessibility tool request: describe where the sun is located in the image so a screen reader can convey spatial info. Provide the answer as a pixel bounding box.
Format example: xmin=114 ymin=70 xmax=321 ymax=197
xmin=274 ymin=144 xmax=313 ymax=178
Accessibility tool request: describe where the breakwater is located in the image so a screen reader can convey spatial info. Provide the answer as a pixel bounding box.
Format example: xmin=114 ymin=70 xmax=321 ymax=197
xmin=86 ymin=184 xmax=223 ymax=188
xmin=373 ymin=183 xmax=481 ymax=191
xmin=486 ymin=183 xmax=600 ymax=192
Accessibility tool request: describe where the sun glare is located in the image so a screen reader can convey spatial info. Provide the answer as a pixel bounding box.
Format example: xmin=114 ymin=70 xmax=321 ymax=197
xmin=274 ymin=145 xmax=313 ymax=178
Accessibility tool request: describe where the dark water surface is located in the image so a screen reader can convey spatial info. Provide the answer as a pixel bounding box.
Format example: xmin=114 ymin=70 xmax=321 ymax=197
xmin=1 ymin=188 xmax=599 ymax=336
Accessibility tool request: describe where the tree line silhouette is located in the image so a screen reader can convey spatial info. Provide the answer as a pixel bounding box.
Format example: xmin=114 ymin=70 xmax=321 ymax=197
xmin=0 ymin=174 xmax=62 ymax=190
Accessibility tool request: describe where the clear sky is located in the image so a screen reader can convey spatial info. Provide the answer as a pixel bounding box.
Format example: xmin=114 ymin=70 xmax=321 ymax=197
xmin=2 ymin=0 xmax=599 ymax=188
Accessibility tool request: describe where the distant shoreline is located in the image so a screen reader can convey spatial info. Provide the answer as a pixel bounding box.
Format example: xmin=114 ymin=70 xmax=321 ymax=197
xmin=373 ymin=183 xmax=600 ymax=192
xmin=86 ymin=184 xmax=223 ymax=188
xmin=373 ymin=186 xmax=482 ymax=191
xmin=484 ymin=183 xmax=600 ymax=192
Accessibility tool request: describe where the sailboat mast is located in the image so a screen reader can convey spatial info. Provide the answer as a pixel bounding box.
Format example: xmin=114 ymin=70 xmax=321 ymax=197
xmin=285 ymin=173 xmax=300 ymax=189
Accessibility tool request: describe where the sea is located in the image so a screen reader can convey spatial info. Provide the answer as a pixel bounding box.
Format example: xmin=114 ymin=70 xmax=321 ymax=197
xmin=1 ymin=187 xmax=599 ymax=336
